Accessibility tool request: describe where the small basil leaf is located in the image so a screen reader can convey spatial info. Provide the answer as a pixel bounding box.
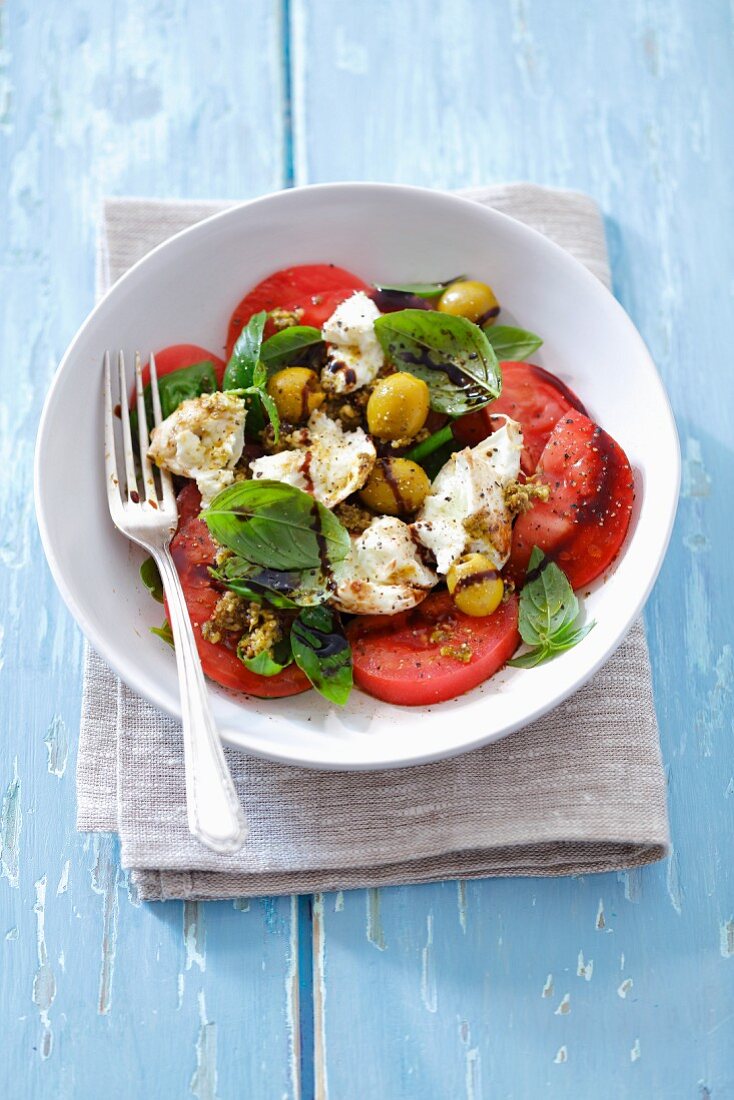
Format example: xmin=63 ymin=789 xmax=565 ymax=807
xmin=240 ymin=636 xmax=294 ymax=677
xmin=202 ymin=480 xmax=351 ymax=572
xmin=257 ymin=389 xmax=281 ymax=443
xmin=150 ymin=621 xmax=174 ymax=648
xmin=140 ymin=557 xmax=164 ymax=602
xmin=510 ymin=548 xmax=595 ymax=669
xmin=507 ymin=645 xmax=549 ymax=669
xmin=260 ymin=326 xmax=323 ymax=373
xmin=483 ymin=325 xmax=543 ymax=362
xmin=212 ymin=557 xmax=328 ymax=608
xmin=374 ymin=277 xmax=464 ymax=300
xmin=291 ymin=606 xmax=352 ymax=705
xmin=374 ymin=309 xmax=501 ymax=416
xmin=130 ymin=360 xmax=218 ymax=442
xmin=223 ymin=311 xmax=267 ymax=434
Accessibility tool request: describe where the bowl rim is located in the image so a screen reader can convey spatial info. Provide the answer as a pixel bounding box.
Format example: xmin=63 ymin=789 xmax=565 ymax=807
xmin=35 ymin=181 xmax=680 ymax=770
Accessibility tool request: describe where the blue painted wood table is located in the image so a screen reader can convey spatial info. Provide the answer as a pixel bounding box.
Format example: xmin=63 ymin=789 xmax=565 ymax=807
xmin=2 ymin=1 xmax=732 ymax=1096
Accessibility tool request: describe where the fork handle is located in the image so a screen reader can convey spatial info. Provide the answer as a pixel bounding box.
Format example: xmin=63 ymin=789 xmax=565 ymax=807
xmin=154 ymin=549 xmax=249 ymax=854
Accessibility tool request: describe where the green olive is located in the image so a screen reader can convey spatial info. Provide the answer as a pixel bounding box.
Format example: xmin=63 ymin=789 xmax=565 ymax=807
xmin=359 ymin=458 xmax=431 ymax=516
xmin=446 ymin=553 xmax=504 ymax=617
xmin=366 ymin=372 xmax=430 ymax=441
xmin=267 ymin=367 xmax=325 ymax=423
xmin=437 ymin=280 xmax=500 ymax=325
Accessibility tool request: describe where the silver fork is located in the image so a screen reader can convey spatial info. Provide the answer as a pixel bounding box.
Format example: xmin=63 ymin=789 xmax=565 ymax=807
xmin=104 ymin=350 xmax=248 ymax=854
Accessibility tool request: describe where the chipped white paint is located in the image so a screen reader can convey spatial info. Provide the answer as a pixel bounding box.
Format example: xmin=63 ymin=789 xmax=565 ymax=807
xmin=285 ymin=895 xmax=301 ymax=1100
xmin=366 ymin=888 xmax=386 ymax=951
xmin=542 ymin=974 xmax=554 ymax=998
xmin=89 ymin=835 xmax=119 ymax=1015
xmin=457 ymin=880 xmax=468 ymax=933
xmin=183 ymin=900 xmax=206 ymax=972
xmin=595 ymin=898 xmax=606 ymax=931
xmin=666 ymin=849 xmax=683 ymax=915
xmin=459 ymin=1021 xmax=481 ymax=1100
xmin=190 ymin=991 xmax=218 ymax=1100
xmin=32 ymin=875 xmax=55 ymax=1059
xmin=554 ymin=1046 xmax=568 ymax=1064
xmin=334 ymin=891 xmax=344 ymax=912
xmin=576 ymin=951 xmax=593 ymax=981
xmin=5 ymin=926 xmax=18 ymax=940
xmin=554 ymin=993 xmax=570 ymax=1016
xmin=421 ymin=913 xmax=437 ymax=1014
xmin=312 ymin=893 xmax=329 ymax=1100
xmin=232 ymin=897 xmax=250 ymax=912
xmin=618 ymin=978 xmax=634 ymax=999
xmin=56 ymin=859 xmax=70 ymax=896
xmin=0 ymin=756 xmax=21 ymax=888
xmin=630 ymin=1038 xmax=642 ymax=1062
xmin=719 ymin=918 xmax=734 ymax=959
xmin=44 ymin=715 xmax=69 ymax=778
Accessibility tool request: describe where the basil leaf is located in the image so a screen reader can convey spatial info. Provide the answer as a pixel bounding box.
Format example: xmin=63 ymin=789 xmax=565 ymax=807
xmin=260 ymin=326 xmax=323 ymax=373
xmin=374 ymin=309 xmax=501 ymax=416
xmin=508 ymin=549 xmax=595 ymax=668
xmin=240 ymin=636 xmax=294 ymax=677
xmin=257 ymin=389 xmax=281 ymax=443
xmin=150 ymin=620 xmax=174 ymax=648
xmin=375 ymin=278 xmax=463 ymax=300
xmin=140 ymin=557 xmax=164 ymax=602
xmin=212 ymin=557 xmax=329 ymax=608
xmin=484 ymin=325 xmax=543 ymax=362
xmin=223 ymin=311 xmax=267 ymax=390
xmin=290 ymin=606 xmax=352 ymax=705
xmin=202 ymin=480 xmax=351 ymax=572
xmin=130 ymin=360 xmax=218 ymax=442
xmin=223 ymin=311 xmax=267 ymax=434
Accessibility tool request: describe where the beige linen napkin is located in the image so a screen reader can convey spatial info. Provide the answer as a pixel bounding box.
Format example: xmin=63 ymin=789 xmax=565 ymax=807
xmin=77 ymin=185 xmax=669 ymax=901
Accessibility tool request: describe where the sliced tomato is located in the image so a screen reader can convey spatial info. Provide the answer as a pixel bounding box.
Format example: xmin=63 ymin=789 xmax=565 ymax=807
xmin=347 ymin=592 xmax=520 ymax=706
xmin=454 ymin=361 xmax=587 ymax=474
xmin=509 ymin=412 xmax=635 ymax=590
xmin=226 ymin=264 xmax=368 ymax=357
xmin=166 ymin=483 xmax=310 ymax=698
xmin=142 ymin=344 xmax=226 ymax=389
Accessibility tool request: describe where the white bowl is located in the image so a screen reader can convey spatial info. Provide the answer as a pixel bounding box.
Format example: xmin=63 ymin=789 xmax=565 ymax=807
xmin=35 ymin=183 xmax=679 ymax=771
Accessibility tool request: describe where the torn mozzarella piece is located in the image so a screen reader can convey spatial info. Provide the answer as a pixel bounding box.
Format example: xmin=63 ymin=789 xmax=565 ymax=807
xmin=321 ymin=291 xmax=384 ymax=394
xmin=248 ymin=409 xmax=376 ymax=509
xmin=331 ymin=515 xmax=437 ymax=615
xmin=147 ymin=391 xmax=246 ymax=506
xmin=412 ymin=419 xmax=523 ymax=574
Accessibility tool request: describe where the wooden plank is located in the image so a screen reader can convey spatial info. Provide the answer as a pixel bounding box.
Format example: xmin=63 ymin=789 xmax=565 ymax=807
xmin=291 ymin=0 xmax=734 ymax=1094
xmin=0 ymin=2 xmax=302 ymax=1096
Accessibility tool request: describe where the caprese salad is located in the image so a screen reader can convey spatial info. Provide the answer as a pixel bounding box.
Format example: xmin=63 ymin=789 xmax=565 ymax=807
xmin=136 ymin=264 xmax=634 ymax=707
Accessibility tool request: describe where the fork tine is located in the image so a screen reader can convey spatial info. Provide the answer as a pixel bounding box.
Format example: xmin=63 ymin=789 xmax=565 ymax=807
xmin=117 ymin=351 xmax=140 ymax=502
xmin=103 ymin=351 xmax=124 ymax=525
xmin=134 ymin=352 xmax=158 ymax=503
xmin=148 ymin=352 xmax=176 ymax=511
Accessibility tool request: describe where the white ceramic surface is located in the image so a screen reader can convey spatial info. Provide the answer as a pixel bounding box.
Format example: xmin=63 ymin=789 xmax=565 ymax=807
xmin=35 ymin=183 xmax=680 ymax=770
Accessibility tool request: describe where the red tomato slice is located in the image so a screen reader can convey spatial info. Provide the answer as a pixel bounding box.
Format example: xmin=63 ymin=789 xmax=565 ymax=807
xmin=347 ymin=592 xmax=520 ymax=706
xmin=143 ymin=344 xmax=226 ymax=388
xmin=166 ymin=484 xmax=310 ymax=698
xmin=226 ymin=264 xmax=368 ymax=357
xmin=454 ymin=361 xmax=587 ymax=474
xmin=509 ymin=412 xmax=635 ymax=590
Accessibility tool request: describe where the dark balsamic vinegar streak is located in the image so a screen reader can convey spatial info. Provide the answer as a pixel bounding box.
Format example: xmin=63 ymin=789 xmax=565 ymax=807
xmin=381 ymin=460 xmax=407 ymax=513
xmin=302 ymin=622 xmax=349 ymax=660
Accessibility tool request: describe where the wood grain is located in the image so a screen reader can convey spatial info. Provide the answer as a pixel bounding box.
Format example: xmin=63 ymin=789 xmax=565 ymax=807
xmin=0 ymin=3 xmax=301 ymax=1097
xmin=1 ymin=0 xmax=733 ymax=1096
xmin=291 ymin=0 xmax=734 ymax=1095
